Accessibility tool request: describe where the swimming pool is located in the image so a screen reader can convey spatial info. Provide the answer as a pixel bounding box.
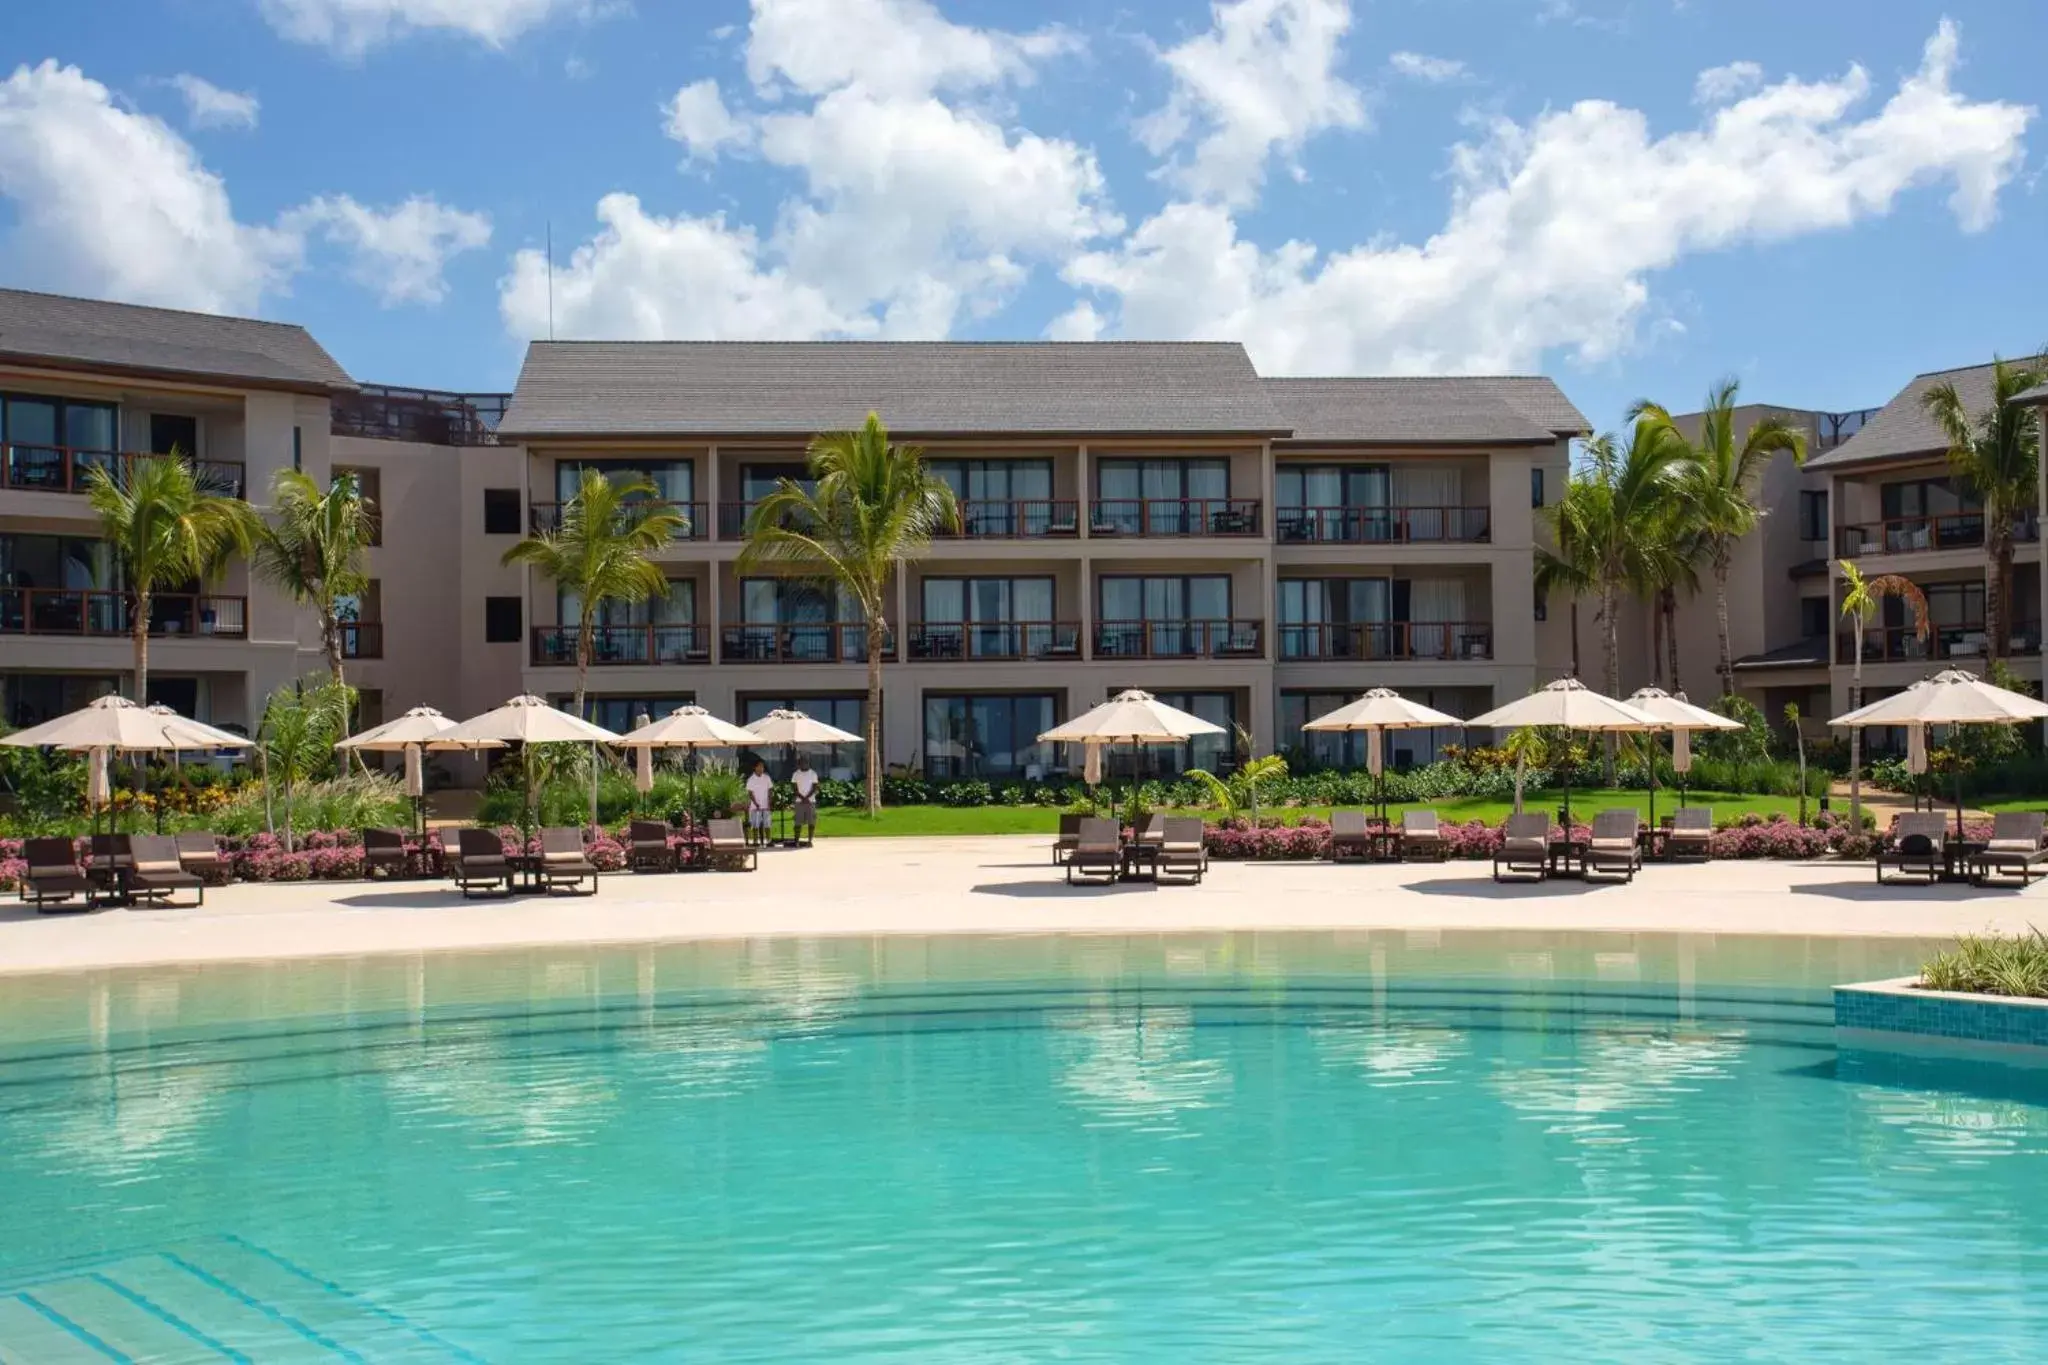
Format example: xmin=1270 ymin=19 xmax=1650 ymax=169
xmin=4 ymin=931 xmax=2046 ymax=1361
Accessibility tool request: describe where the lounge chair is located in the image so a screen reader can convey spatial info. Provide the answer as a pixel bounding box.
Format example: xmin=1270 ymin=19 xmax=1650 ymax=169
xmin=1328 ymin=810 xmax=1373 ymax=861
xmin=362 ymin=827 xmax=410 ymax=880
xmin=1583 ymin=809 xmax=1643 ymax=883
xmin=21 ymin=837 xmax=95 ymax=912
xmin=706 ymin=818 xmax=758 ymax=871
xmin=1876 ymin=812 xmax=1948 ymax=884
xmin=126 ymin=834 xmax=205 ymax=907
xmin=539 ymin=827 xmax=601 ymax=895
xmin=1158 ymin=818 xmax=1209 ymax=884
xmin=450 ymin=828 xmax=514 ymax=898
xmin=1065 ymin=817 xmax=1123 ymax=884
xmin=1493 ymin=813 xmax=1551 ymax=883
xmin=175 ymin=831 xmax=227 ymax=883
xmin=1666 ymin=807 xmax=1713 ymax=862
xmin=1400 ymin=809 xmax=1447 ymax=862
xmin=628 ymin=820 xmax=675 ymax=873
xmin=1970 ymin=811 xmax=2048 ymax=887
xmin=1052 ymin=812 xmax=1083 ymax=865
xmin=88 ymin=832 xmax=133 ymax=880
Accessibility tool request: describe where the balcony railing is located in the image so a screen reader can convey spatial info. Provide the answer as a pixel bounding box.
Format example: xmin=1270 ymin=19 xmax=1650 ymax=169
xmin=330 ymin=384 xmax=508 ymax=445
xmin=1093 ymin=619 xmax=1264 ymax=660
xmin=1088 ymin=498 xmax=1262 ymax=537
xmin=531 ymin=624 xmax=710 ymax=667
xmin=1836 ymin=620 xmax=2040 ymax=664
xmin=1277 ymin=621 xmax=1494 ymax=661
xmin=1275 ymin=505 xmax=1491 ymax=545
xmin=338 ymin=621 xmax=383 ymax=659
xmin=1834 ymin=512 xmax=2038 ymax=558
xmin=0 ymin=589 xmax=247 ymax=639
xmin=937 ymin=499 xmax=1081 ymax=540
xmin=906 ymin=621 xmax=1082 ymax=661
xmin=528 ymin=500 xmax=708 ymax=540
xmin=2 ymin=446 xmax=247 ymax=498
xmin=719 ymin=622 xmax=892 ymax=664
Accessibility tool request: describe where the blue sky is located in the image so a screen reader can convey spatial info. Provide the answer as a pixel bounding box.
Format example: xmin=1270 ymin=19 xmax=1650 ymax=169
xmin=2 ymin=0 xmax=2043 ymax=429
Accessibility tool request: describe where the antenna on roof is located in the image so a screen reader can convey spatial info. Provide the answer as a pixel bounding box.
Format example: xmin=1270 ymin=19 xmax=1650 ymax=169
xmin=546 ymin=221 xmax=555 ymax=341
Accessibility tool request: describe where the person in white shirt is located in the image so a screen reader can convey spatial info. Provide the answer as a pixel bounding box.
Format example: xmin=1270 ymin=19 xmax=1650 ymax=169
xmin=791 ymin=755 xmax=820 ymax=842
xmin=744 ymin=760 xmax=775 ymax=846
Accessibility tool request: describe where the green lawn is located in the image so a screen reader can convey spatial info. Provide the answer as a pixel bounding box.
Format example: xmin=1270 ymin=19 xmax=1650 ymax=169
xmin=812 ymin=789 xmax=1814 ymax=838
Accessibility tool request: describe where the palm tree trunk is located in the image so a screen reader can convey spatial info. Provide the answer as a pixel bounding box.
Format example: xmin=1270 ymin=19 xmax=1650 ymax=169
xmin=1567 ymin=601 xmax=1580 ymax=678
xmin=1601 ymin=581 xmax=1619 ymax=784
xmin=1713 ymin=545 xmax=1734 ymax=696
xmin=130 ymin=588 xmax=152 ymax=703
xmin=1848 ymin=621 xmax=1865 ymax=831
xmin=865 ymin=620 xmax=885 ymax=816
xmin=575 ymin=606 xmax=594 ymax=718
xmin=1651 ymin=597 xmax=1665 ymax=688
xmin=1663 ymin=587 xmax=1681 ymax=694
xmin=1989 ymin=534 xmax=2012 ymax=659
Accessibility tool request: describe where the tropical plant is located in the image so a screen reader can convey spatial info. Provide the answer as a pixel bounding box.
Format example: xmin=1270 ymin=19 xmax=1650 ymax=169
xmin=257 ymin=676 xmax=355 ymax=852
xmin=1634 ymin=497 xmax=1706 ymax=692
xmin=254 ymin=468 xmax=374 ymax=694
xmin=1920 ymin=929 xmax=2048 ymax=1000
xmin=85 ymin=452 xmax=261 ymax=704
xmin=738 ymin=413 xmax=960 ymax=814
xmin=1920 ymin=351 xmax=2048 ymax=658
xmin=1784 ymin=702 xmax=1808 ymax=826
xmin=1838 ymin=559 xmax=1929 ymax=829
xmin=502 ymin=468 xmax=686 ymax=719
xmin=1534 ymin=489 xmax=1596 ymax=680
xmin=1188 ymin=754 xmax=1288 ymax=819
xmin=1633 ymin=380 xmax=1806 ymax=694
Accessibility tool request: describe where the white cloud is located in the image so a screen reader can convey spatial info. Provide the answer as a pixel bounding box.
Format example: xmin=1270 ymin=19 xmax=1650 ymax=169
xmin=1137 ymin=0 xmax=1367 ymax=207
xmin=168 ymin=74 xmax=260 ymax=130
xmin=1064 ymin=21 xmax=2033 ymax=374
xmin=260 ymin=0 xmax=591 ymax=56
xmin=663 ymin=79 xmax=752 ymax=162
xmin=1694 ymin=59 xmax=1763 ymax=105
xmin=1389 ymin=51 xmax=1467 ymax=84
xmin=743 ymin=0 xmax=1074 ymax=98
xmin=285 ymin=194 xmax=492 ymax=305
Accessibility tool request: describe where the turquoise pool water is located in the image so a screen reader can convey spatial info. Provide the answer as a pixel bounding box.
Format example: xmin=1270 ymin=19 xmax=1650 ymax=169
xmin=3 ymin=931 xmax=2047 ymax=1361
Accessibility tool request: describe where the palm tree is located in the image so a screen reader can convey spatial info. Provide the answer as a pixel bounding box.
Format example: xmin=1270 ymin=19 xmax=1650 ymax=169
xmin=1631 ymin=497 xmax=1705 ymax=692
xmin=258 ymin=674 xmax=354 ymax=853
xmin=1534 ymin=484 xmax=1597 ymax=680
xmin=1921 ymin=352 xmax=2048 ymax=659
xmin=1838 ymin=559 xmax=1930 ymax=830
xmin=502 ymin=468 xmax=686 ymax=719
xmin=1633 ymin=379 xmax=1806 ymax=694
xmin=84 ymin=453 xmax=260 ymax=706
xmin=254 ymin=468 xmax=374 ymax=695
xmin=739 ymin=413 xmax=959 ymax=815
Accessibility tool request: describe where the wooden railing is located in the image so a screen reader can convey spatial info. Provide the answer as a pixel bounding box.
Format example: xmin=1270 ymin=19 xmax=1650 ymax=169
xmin=338 ymin=622 xmax=383 ymax=659
xmin=531 ymin=624 xmax=710 ymax=666
xmin=1277 ymin=621 xmax=1494 ymax=661
xmin=528 ymin=499 xmax=707 ymax=539
xmin=906 ymin=621 xmax=1082 ymax=661
xmin=1 ymin=446 xmax=246 ymax=498
xmin=1834 ymin=512 xmax=2037 ymax=557
xmin=1836 ymin=619 xmax=2039 ymax=664
xmin=0 ymin=589 xmax=248 ymax=638
xmin=1093 ymin=619 xmax=1264 ymax=659
xmin=719 ymin=622 xmax=892 ymax=664
xmin=1088 ymin=498 xmax=1262 ymax=537
xmin=936 ymin=499 xmax=1081 ymax=540
xmin=1275 ymin=505 xmax=1491 ymax=544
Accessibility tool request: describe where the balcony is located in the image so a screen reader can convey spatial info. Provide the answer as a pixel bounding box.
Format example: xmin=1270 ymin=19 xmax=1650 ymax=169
xmin=1834 ymin=512 xmax=2038 ymax=558
xmin=936 ymin=499 xmax=1081 ymax=540
xmin=906 ymin=621 xmax=1082 ymax=661
xmin=531 ymin=624 xmax=710 ymax=667
xmin=528 ymin=500 xmax=708 ymax=540
xmin=2 ymin=446 xmax=247 ymax=498
xmin=1277 ymin=621 xmax=1494 ymax=661
xmin=719 ymin=622 xmax=893 ymax=664
xmin=0 ymin=589 xmax=248 ymax=639
xmin=338 ymin=621 xmax=383 ymax=659
xmin=1093 ymin=619 xmax=1264 ymax=660
xmin=1275 ymin=505 xmax=1491 ymax=545
xmin=1836 ymin=620 xmax=2039 ymax=664
xmin=1088 ymin=498 xmax=1262 ymax=538
xmin=330 ymin=384 xmax=508 ymax=445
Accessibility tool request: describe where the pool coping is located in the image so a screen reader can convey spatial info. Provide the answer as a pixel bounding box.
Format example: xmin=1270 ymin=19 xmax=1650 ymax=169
xmin=1834 ymin=976 xmax=2048 ymax=1062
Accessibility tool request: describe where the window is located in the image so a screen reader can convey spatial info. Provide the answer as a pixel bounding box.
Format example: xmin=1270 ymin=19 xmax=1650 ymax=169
xmin=1105 ymin=690 xmax=1235 ymax=776
xmin=1531 ymin=467 xmax=1545 ymax=508
xmin=1098 ymin=574 xmax=1231 ymax=657
xmin=560 ymin=579 xmax=695 ymax=628
xmin=1281 ymin=690 xmax=1474 ymax=770
xmin=484 ymin=596 xmax=522 ymax=643
xmin=740 ymin=695 xmax=866 ymax=778
xmin=1 ymin=393 xmax=117 ymax=489
xmin=1094 ymin=457 xmax=1229 ymax=533
xmin=923 ymin=694 xmax=1056 ymax=779
xmin=1797 ymin=489 xmax=1828 ymax=542
xmin=579 ymin=696 xmax=695 ymax=733
xmin=1799 ymin=596 xmax=1829 ymax=640
xmin=149 ymin=414 xmax=198 ymax=458
xmin=918 ymin=576 xmax=1057 ymax=659
xmin=483 ymin=488 xmax=521 ymax=535
xmin=927 ymin=459 xmax=1054 ymax=533
xmin=555 ymin=458 xmax=693 ymax=504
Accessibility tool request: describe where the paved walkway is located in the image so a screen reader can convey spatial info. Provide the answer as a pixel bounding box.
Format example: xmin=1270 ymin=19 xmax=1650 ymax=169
xmin=1 ymin=836 xmax=2039 ymax=976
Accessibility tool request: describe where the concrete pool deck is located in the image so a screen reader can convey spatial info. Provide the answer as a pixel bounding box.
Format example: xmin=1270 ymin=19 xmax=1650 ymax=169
xmin=2 ymin=835 xmax=2043 ymax=976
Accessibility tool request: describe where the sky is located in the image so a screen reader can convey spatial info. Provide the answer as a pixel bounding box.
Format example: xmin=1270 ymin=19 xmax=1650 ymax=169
xmin=2 ymin=0 xmax=2044 ymax=430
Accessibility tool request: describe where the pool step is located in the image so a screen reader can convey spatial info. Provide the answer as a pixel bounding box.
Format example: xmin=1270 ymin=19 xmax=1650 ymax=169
xmin=0 ymin=1236 xmax=480 ymax=1363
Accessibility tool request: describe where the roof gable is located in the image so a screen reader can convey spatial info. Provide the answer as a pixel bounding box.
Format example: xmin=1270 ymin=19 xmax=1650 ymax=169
xmin=1807 ymin=357 xmax=2047 ymax=471
xmin=0 ymin=289 xmax=355 ymax=394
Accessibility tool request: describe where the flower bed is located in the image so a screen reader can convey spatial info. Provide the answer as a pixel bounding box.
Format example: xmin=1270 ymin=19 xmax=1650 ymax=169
xmin=1200 ymin=810 xmax=1885 ymax=862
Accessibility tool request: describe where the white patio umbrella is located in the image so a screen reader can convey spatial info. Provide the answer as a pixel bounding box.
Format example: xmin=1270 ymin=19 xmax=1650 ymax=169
xmin=434 ymin=695 xmax=623 ymax=834
xmin=743 ymin=709 xmax=864 ymax=747
xmin=1304 ymin=688 xmax=1461 ymax=820
xmin=1039 ymin=689 xmax=1225 ymax=821
xmin=1831 ymin=669 xmax=2048 ymax=836
xmin=0 ymin=695 xmax=252 ymax=830
xmin=1625 ymin=687 xmax=1744 ymax=821
xmin=616 ymin=705 xmax=758 ymax=817
xmin=1469 ymin=678 xmax=1660 ymax=826
xmin=336 ymin=704 xmax=459 ymax=833
xmin=633 ymin=715 xmax=655 ymax=797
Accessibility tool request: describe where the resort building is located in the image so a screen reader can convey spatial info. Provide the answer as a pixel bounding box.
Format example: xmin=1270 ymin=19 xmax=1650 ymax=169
xmin=0 ymin=288 xmax=1586 ymax=777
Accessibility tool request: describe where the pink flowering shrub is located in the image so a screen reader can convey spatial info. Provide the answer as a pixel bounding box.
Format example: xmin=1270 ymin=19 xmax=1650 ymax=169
xmin=0 ymin=856 xmax=25 ymax=892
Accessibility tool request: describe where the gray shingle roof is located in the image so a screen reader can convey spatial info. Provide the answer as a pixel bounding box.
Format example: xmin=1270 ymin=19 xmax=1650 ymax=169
xmin=499 ymin=341 xmax=1288 ymax=439
xmin=2015 ymin=381 xmax=2048 ymax=407
xmin=1263 ymin=376 xmax=1588 ymax=445
xmin=0 ymin=288 xmax=354 ymax=393
xmin=1806 ymin=357 xmax=2048 ymax=471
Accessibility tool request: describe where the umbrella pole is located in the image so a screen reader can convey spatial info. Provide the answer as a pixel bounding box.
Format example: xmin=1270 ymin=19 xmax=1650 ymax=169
xmin=1648 ymin=734 xmax=1658 ymax=831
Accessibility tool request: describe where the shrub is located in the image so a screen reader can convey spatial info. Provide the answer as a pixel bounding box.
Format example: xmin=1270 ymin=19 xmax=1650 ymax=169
xmin=1920 ymin=929 xmax=2048 ymax=999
